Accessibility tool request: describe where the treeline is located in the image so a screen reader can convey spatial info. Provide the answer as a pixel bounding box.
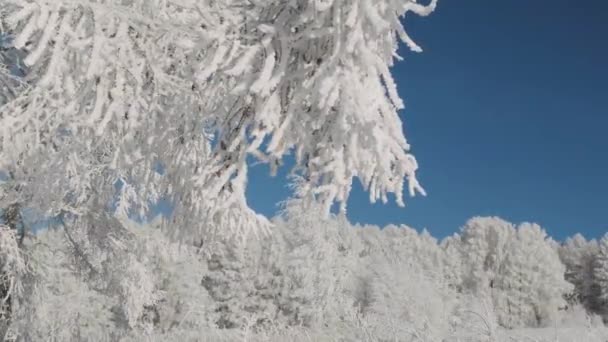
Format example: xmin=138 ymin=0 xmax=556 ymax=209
xmin=1 ymin=204 xmax=607 ymax=341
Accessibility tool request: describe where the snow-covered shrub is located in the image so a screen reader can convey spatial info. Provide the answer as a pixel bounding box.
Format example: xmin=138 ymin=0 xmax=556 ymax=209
xmin=448 ymin=295 xmax=499 ymax=342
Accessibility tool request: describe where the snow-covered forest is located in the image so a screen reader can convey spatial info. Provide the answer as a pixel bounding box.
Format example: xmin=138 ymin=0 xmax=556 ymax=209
xmin=0 ymin=0 xmax=607 ymax=341
xmin=1 ymin=212 xmax=608 ymax=341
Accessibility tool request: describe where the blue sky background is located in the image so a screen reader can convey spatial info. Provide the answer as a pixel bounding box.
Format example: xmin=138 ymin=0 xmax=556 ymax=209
xmin=247 ymin=0 xmax=608 ymax=240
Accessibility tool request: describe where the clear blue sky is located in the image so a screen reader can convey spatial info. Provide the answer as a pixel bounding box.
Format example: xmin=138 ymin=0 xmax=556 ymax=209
xmin=246 ymin=0 xmax=608 ymax=240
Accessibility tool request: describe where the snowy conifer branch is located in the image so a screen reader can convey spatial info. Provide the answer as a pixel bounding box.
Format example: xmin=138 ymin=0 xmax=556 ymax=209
xmin=197 ymin=0 xmax=435 ymax=215
xmin=0 ymin=0 xmax=436 ymax=240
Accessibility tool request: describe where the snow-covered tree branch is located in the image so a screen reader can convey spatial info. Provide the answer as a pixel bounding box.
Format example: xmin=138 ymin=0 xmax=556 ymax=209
xmin=0 ymin=0 xmax=435 ymax=241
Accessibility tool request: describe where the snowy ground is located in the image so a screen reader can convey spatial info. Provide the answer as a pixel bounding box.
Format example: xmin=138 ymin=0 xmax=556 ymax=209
xmin=498 ymin=327 xmax=608 ymax=342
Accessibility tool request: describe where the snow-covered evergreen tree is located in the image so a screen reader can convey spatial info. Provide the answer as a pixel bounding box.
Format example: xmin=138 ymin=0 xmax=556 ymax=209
xmin=454 ymin=217 xmax=572 ymax=328
xmin=271 ymin=201 xmax=353 ymax=328
xmin=352 ymin=225 xmax=454 ymax=340
xmin=594 ymin=234 xmax=608 ymax=322
xmin=199 ymin=235 xmax=280 ymax=331
xmin=457 ymin=217 xmax=515 ymax=295
xmin=492 ymin=223 xmax=572 ymax=328
xmin=559 ymin=234 xmax=601 ymax=313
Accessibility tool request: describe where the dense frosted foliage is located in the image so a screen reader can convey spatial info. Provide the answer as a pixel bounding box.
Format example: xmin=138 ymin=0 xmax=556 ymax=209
xmin=595 ymin=236 xmax=608 ymax=318
xmin=0 ymin=3 xmax=439 ymax=337
xmin=446 ymin=218 xmax=573 ymax=328
xmin=1 ymin=1 xmax=607 ymax=341
xmin=0 ymin=225 xmax=26 ymax=341
xmin=0 ymin=0 xmax=434 ymax=244
xmin=559 ymin=235 xmax=601 ymax=314
xmin=1 ymin=214 xmax=607 ymax=341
